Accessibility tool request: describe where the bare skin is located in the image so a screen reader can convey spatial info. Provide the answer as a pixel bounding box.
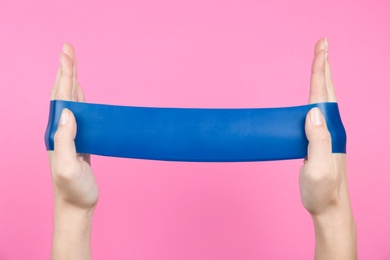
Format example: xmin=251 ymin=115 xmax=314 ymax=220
xmin=48 ymin=38 xmax=356 ymax=259
xmin=300 ymin=38 xmax=357 ymax=259
xmin=49 ymin=44 xmax=98 ymax=260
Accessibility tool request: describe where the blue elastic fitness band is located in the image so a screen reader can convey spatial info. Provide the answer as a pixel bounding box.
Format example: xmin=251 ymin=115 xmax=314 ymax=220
xmin=44 ymin=100 xmax=346 ymax=162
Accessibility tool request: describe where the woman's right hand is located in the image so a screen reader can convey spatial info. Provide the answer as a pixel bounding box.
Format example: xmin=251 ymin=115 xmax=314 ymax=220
xmin=299 ymin=38 xmax=356 ymax=260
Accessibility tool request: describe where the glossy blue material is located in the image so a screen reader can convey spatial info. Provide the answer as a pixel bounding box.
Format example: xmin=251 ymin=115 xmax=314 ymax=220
xmin=44 ymin=100 xmax=346 ymax=162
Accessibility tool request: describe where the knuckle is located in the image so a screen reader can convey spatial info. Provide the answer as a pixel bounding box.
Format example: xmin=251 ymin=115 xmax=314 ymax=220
xmin=315 ymin=49 xmax=326 ymax=58
xmin=316 ymin=130 xmax=331 ymax=143
xmin=53 ymin=129 xmax=64 ymax=143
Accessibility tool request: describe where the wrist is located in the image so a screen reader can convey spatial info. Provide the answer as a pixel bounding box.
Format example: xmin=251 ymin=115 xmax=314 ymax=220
xmin=311 ymin=204 xmax=357 ymax=260
xmin=52 ymin=199 xmax=95 ymax=260
xmin=312 ymin=207 xmax=356 ymax=240
xmin=54 ymin=197 xmax=95 ymax=233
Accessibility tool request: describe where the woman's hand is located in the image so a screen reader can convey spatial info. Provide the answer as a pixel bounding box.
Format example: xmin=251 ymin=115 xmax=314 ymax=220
xmin=300 ymin=38 xmax=357 ymax=260
xmin=48 ymin=43 xmax=98 ymax=260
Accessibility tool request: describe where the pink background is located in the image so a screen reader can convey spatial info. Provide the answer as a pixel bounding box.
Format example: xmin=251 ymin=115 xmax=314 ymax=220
xmin=1 ymin=0 xmax=389 ymax=259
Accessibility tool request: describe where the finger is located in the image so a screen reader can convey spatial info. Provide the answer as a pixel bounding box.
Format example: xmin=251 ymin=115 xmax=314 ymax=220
xmin=72 ymin=57 xmax=78 ymax=100
xmin=53 ymin=108 xmax=78 ymax=165
xmin=304 ymin=108 xmax=333 ymax=169
xmin=62 ymin=43 xmax=75 ymax=59
xmin=60 ymin=43 xmax=77 ymax=101
xmin=75 ymin=83 xmax=87 ymax=102
xmin=51 ymin=44 xmax=67 ymax=100
xmin=63 ymin=43 xmax=86 ymax=102
xmin=324 ymin=39 xmax=337 ymax=102
xmin=50 ymin=64 xmax=61 ymax=100
xmin=72 ymin=57 xmax=87 ymax=102
xmin=309 ymin=48 xmax=327 ymax=104
xmin=314 ymin=37 xmax=327 ymax=55
xmin=61 ymin=44 xmax=90 ymax=166
xmin=52 ymin=43 xmax=74 ymax=100
xmin=55 ymin=53 xmax=74 ymax=100
xmin=61 ymin=43 xmax=78 ymax=100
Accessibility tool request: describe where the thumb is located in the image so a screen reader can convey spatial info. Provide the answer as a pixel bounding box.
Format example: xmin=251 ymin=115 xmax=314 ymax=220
xmin=53 ymin=108 xmax=77 ymax=162
xmin=304 ymin=108 xmax=333 ymax=168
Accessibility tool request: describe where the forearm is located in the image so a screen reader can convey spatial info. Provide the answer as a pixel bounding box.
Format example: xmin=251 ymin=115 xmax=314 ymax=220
xmin=52 ymin=199 xmax=95 ymax=260
xmin=312 ymin=205 xmax=357 ymax=260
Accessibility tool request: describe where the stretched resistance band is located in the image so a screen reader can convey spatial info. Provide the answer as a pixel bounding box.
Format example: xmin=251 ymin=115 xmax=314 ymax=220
xmin=44 ymin=100 xmax=346 ymax=162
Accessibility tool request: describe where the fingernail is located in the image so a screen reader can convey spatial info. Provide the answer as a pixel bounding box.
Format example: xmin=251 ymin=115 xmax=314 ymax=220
xmin=311 ymin=108 xmax=323 ymax=126
xmin=324 ymin=38 xmax=328 ymax=49
xmin=60 ymin=109 xmax=69 ymax=125
xmin=62 ymin=43 xmax=67 ymax=53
